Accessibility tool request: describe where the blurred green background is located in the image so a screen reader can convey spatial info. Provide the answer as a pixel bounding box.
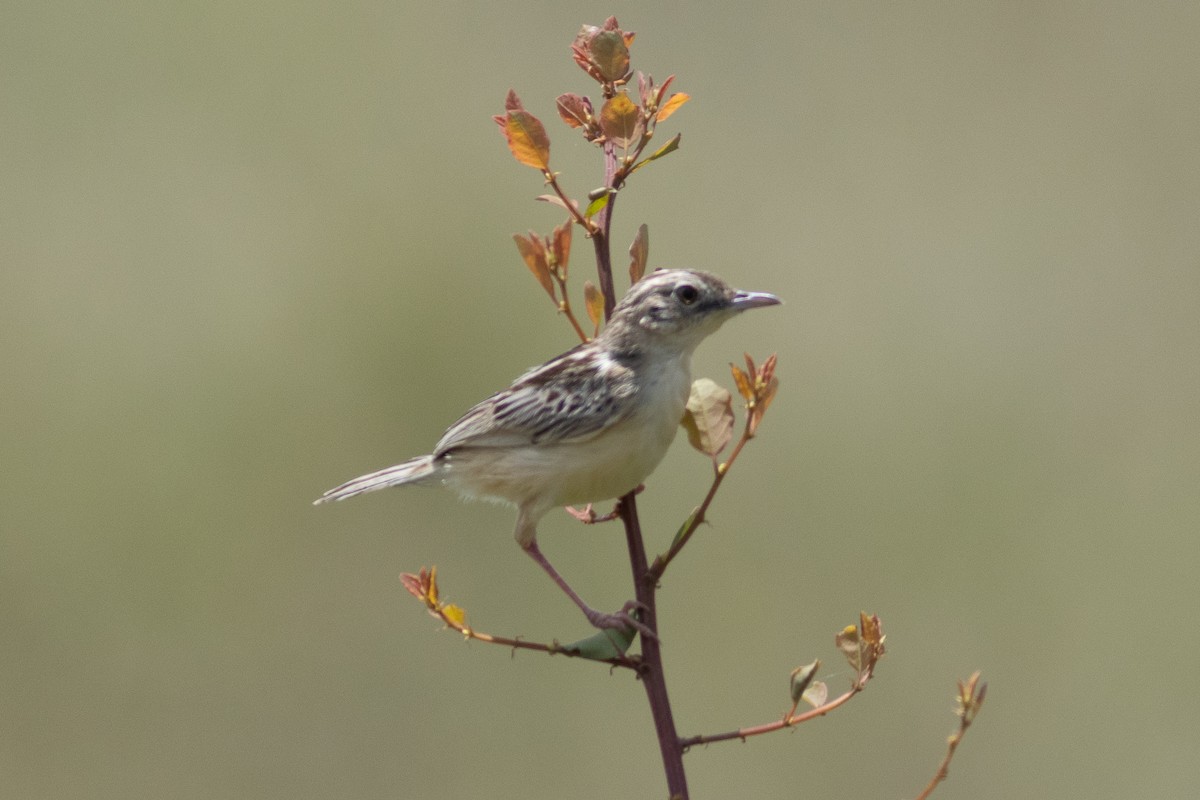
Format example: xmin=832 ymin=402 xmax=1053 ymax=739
xmin=4 ymin=2 xmax=1198 ymax=798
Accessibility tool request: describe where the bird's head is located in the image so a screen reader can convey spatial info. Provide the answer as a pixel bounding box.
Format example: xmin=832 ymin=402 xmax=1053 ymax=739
xmin=603 ymin=269 xmax=781 ymax=351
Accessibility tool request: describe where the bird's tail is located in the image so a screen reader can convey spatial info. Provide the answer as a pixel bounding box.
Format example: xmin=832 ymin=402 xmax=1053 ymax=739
xmin=313 ymin=455 xmax=439 ymax=505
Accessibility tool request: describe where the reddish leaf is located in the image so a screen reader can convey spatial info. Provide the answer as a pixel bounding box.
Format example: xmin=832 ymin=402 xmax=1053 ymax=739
xmin=656 ymin=92 xmax=690 ymax=122
xmin=600 ymin=93 xmax=642 ymax=149
xmin=628 ymin=223 xmax=649 ymax=284
xmin=573 ymin=24 xmax=601 ymax=48
xmin=743 ymin=353 xmax=758 ymax=385
xmin=589 ymin=30 xmax=630 ymax=82
xmin=730 ymin=363 xmax=754 ymax=405
xmin=757 ymin=354 xmax=779 ymax=417
xmin=514 ymin=233 xmax=554 ymax=300
xmin=535 ymin=194 xmax=576 ymax=213
xmin=583 ymin=280 xmax=604 ymax=333
xmin=636 ymin=71 xmax=652 ymax=107
xmin=552 ymin=220 xmax=572 ymax=278
xmin=555 ymin=93 xmax=593 ymax=129
xmin=504 ymin=89 xmax=524 ymax=112
xmin=499 ymin=99 xmax=551 ymax=171
xmin=573 ymin=19 xmax=633 ymax=84
xmin=655 ymin=75 xmax=676 ymax=106
xmin=399 ymin=572 xmax=424 ymax=600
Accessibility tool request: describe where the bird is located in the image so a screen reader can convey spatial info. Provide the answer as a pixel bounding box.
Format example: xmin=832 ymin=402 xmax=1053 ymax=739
xmin=315 ymin=269 xmax=780 ymax=636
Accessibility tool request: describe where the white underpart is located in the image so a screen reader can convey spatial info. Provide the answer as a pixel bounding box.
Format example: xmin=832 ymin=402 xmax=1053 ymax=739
xmin=443 ymin=346 xmax=693 ymax=546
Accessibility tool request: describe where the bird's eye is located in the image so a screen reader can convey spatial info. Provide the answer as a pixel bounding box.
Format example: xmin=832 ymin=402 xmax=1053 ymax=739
xmin=675 ymin=284 xmax=699 ymax=305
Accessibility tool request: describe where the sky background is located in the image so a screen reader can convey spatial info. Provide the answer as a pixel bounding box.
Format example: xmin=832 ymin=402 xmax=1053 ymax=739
xmin=4 ymin=2 xmax=1199 ymax=798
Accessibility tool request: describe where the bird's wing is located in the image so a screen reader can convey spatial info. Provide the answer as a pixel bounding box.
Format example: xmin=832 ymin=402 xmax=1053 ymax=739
xmin=434 ymin=345 xmax=639 ymax=454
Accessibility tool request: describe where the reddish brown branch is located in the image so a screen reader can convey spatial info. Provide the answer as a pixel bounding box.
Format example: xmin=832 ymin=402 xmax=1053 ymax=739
xmin=679 ymin=685 xmax=863 ymax=749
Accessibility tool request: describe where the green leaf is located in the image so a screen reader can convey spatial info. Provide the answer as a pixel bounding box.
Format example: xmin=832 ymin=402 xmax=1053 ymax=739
xmin=628 ymin=132 xmax=681 ymax=174
xmin=789 ymin=660 xmax=821 ymax=704
xmin=562 ymin=626 xmax=637 ymax=660
xmin=668 ymin=507 xmax=700 ymax=550
xmin=583 ymin=191 xmax=611 ymax=219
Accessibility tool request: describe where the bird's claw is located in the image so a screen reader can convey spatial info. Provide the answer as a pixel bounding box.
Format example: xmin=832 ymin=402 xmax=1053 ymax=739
xmin=564 ymin=486 xmax=645 ymax=525
xmin=585 ymin=602 xmax=658 ymax=642
xmin=564 ymin=503 xmax=598 ymax=523
xmin=564 ymin=502 xmax=621 ymax=525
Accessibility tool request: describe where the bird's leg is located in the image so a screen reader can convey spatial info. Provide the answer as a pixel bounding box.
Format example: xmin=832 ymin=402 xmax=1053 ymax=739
xmin=521 ymin=538 xmax=657 ymax=641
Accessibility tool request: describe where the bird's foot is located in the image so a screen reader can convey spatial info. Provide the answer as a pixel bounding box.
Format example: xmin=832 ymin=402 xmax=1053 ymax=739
xmin=564 ymin=487 xmax=645 ymax=525
xmin=564 ymin=502 xmax=623 ymax=525
xmin=584 ymin=601 xmax=657 ymax=642
xmin=564 ymin=503 xmax=598 ymax=523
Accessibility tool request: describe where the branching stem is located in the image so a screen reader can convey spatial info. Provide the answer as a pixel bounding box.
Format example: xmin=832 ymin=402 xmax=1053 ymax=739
xmin=587 ymin=134 xmax=688 ymax=799
xmin=650 ymin=412 xmax=757 ymax=581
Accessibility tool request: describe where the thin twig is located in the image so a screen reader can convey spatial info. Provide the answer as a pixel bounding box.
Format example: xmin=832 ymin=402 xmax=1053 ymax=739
xmin=679 ymin=684 xmax=863 ymax=749
xmin=553 ymin=273 xmax=591 ymax=343
xmin=400 ymin=568 xmax=640 ymax=670
xmin=451 ymin=621 xmax=640 ymax=670
xmin=914 ymin=672 xmax=987 ymax=800
xmin=544 ymin=170 xmax=597 ymax=235
xmin=650 ymin=414 xmax=755 ymax=581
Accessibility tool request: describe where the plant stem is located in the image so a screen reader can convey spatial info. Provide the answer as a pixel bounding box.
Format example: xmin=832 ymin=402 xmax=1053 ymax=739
xmin=592 ymin=138 xmax=687 ymax=797
xmin=593 ymin=141 xmax=619 ymax=319
xmin=619 ymin=495 xmax=688 ymax=799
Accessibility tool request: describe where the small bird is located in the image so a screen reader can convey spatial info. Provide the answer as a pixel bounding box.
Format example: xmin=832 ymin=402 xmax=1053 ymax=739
xmin=316 ymin=269 xmax=780 ymax=635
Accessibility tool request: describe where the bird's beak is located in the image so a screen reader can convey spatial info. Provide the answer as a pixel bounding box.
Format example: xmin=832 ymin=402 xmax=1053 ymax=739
xmin=730 ymin=290 xmax=782 ymax=311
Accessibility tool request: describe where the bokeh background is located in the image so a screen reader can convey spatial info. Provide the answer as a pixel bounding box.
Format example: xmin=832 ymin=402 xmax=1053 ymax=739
xmin=4 ymin=2 xmax=1198 ymax=798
